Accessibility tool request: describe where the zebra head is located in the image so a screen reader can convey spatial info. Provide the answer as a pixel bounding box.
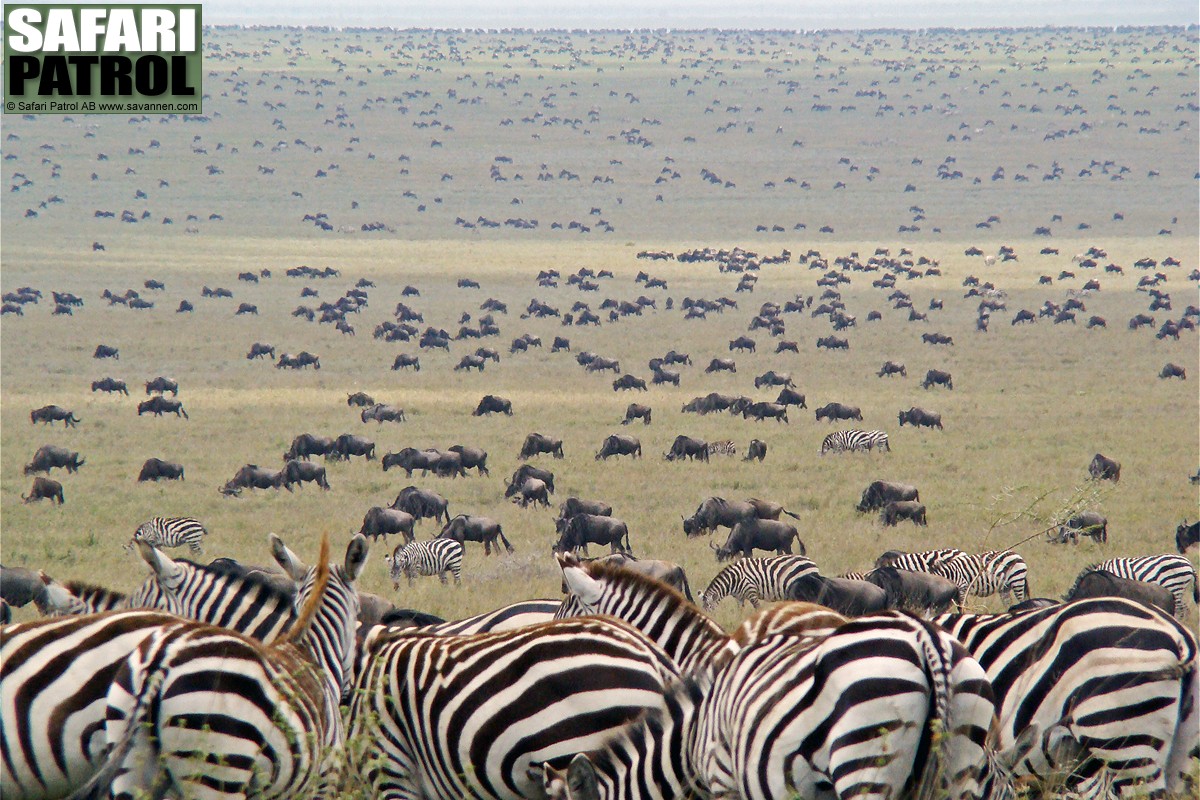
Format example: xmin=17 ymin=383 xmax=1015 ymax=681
xmin=128 ymin=539 xmax=184 ymax=611
xmin=33 ymin=571 xmax=90 ymax=615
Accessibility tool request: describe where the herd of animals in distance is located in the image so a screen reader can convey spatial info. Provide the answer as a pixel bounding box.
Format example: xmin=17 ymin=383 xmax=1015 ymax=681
xmin=1 ymin=22 xmax=1198 ymax=800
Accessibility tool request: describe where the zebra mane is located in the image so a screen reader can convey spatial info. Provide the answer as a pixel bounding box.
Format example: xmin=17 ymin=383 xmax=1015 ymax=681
xmin=63 ymin=580 xmax=127 ymax=608
xmin=579 ymin=558 xmax=725 ymax=635
xmin=189 ymin=559 xmax=298 ymax=601
xmin=279 ymin=534 xmax=331 ymax=646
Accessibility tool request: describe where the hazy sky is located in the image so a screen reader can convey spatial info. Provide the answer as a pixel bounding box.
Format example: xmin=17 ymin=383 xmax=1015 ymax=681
xmin=200 ymin=0 xmax=1198 ymax=29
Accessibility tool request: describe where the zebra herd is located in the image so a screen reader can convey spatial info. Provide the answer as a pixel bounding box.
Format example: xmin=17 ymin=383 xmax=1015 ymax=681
xmin=1 ymin=537 xmax=1197 ymax=800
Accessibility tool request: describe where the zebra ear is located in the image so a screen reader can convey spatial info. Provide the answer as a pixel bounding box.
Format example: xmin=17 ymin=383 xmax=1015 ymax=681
xmin=137 ymin=540 xmax=183 ymax=584
xmin=35 ymin=571 xmax=85 ymax=615
xmin=566 ymin=753 xmax=600 ymax=800
xmin=270 ymin=533 xmax=308 ymax=582
xmin=561 ymin=565 xmax=603 ymax=607
xmin=344 ymin=534 xmax=369 ymax=583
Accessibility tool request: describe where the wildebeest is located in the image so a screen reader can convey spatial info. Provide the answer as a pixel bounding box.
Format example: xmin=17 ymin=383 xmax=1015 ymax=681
xmin=455 ymin=354 xmax=486 ymax=371
xmin=284 ymin=433 xmax=336 ymax=462
xmin=681 ymin=496 xmax=799 ymax=537
xmin=246 ymin=342 xmax=275 ymax=360
xmin=362 ymin=403 xmax=405 ymax=424
xmin=865 ymin=567 xmax=959 ymax=615
xmin=473 ymin=394 xmax=513 ymax=416
xmin=439 ymin=514 xmax=514 ymax=555
xmin=898 ymin=407 xmax=943 ymax=430
xmin=220 ymin=464 xmax=283 ymax=495
xmin=558 ymin=497 xmax=612 ymax=520
xmin=1088 ymin=453 xmax=1121 ymax=482
xmin=814 ymin=402 xmax=862 ymax=423
xmin=877 ymin=361 xmax=907 ymax=378
xmin=704 ymin=358 xmax=736 ymax=373
xmin=774 ymin=387 xmax=806 ymax=409
xmin=23 ymin=444 xmax=84 ymax=475
xmin=332 ymin=433 xmax=375 ymax=461
xmin=664 ymin=434 xmax=709 ymax=462
xmin=137 ymin=396 xmax=189 ymax=419
xmin=816 ymin=335 xmax=849 ymax=350
xmin=551 ymin=336 xmax=570 ymax=352
xmin=753 ymin=370 xmax=794 ymax=389
xmin=622 ymin=403 xmax=651 ymax=425
xmin=519 ymin=432 xmax=564 ymax=459
xmin=921 ymin=332 xmax=954 ymax=346
xmin=1011 ymin=309 xmax=1036 ymax=326
xmin=1177 ymin=521 xmax=1199 ymax=554
xmin=728 ymin=336 xmax=756 ymax=352
xmin=1054 ymin=511 xmax=1108 ymax=544
xmin=711 ymin=518 xmax=804 ymax=561
xmin=390 ymin=485 xmax=450 ymax=524
xmin=921 ymin=369 xmax=953 ymax=390
xmin=137 ymin=457 xmax=184 ymax=482
xmin=595 ymin=434 xmax=641 ymax=460
xmin=1064 ymin=570 xmax=1176 ymax=616
xmin=856 ymin=481 xmax=920 ymax=512
xmin=649 ymin=367 xmax=680 ymax=386
xmin=30 ymin=405 xmax=80 ymax=427
xmin=1160 ymin=363 xmax=1187 ymax=379
xmin=585 ymin=356 xmax=621 ymax=374
xmin=346 ymin=391 xmax=375 ymax=408
xmin=280 ymin=459 xmax=330 ymax=491
xmin=787 ymin=573 xmax=887 ymax=616
xmin=359 ymin=506 xmax=416 ymax=543
xmin=558 ymin=552 xmax=693 ymax=602
xmin=145 ymin=377 xmax=179 ymax=396
xmin=553 ymin=514 xmax=632 ymax=556
xmin=0 ymin=565 xmax=48 ymax=612
xmin=382 ymin=448 xmax=437 ymax=477
xmin=881 ymin=500 xmax=928 ymax=526
xmin=93 ymin=344 xmax=119 ymax=359
xmin=509 ymin=463 xmax=556 ymax=497
xmin=613 ymin=374 xmax=648 ymax=391
xmin=22 ymin=476 xmax=64 ymax=505
xmin=392 ymin=353 xmax=421 ymax=371
xmin=275 ymin=351 xmax=321 ymax=370
xmin=744 ymin=439 xmax=768 ymax=462
xmin=741 ymin=401 xmax=789 ymax=423
xmin=447 ymin=445 xmax=489 ymax=476
xmin=91 ymin=377 xmax=129 ymax=395
xmin=509 ymin=477 xmax=550 ymax=508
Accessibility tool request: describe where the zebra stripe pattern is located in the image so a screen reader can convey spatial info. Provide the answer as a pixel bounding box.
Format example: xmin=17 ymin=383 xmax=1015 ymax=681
xmin=1078 ymin=554 xmax=1197 ymax=618
xmin=125 ymin=516 xmax=208 ymax=554
xmin=819 ymin=428 xmax=890 ymax=454
xmin=876 ymin=548 xmax=964 ymax=573
xmin=939 ymin=550 xmax=1031 ymax=606
xmin=344 ymin=617 xmax=681 ymax=800
xmin=698 ymin=555 xmax=818 ymax=612
xmin=419 ymin=598 xmax=560 ymax=635
xmin=385 ymin=538 xmax=463 ymax=587
xmin=936 ymin=597 xmax=1199 ymax=798
xmin=707 ymin=439 xmax=736 ymax=457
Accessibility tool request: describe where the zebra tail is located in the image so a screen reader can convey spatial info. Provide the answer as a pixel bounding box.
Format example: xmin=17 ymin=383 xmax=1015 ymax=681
xmin=279 ymin=533 xmax=331 ymax=646
xmin=914 ymin=620 xmax=953 ymax=800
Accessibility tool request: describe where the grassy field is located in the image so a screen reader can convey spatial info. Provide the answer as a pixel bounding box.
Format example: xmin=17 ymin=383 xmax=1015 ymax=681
xmin=1 ymin=26 xmax=1196 ymax=632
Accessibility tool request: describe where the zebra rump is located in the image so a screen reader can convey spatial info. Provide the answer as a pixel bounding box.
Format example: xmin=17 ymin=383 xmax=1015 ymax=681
xmin=125 ymin=517 xmax=208 ymax=555
xmin=699 ymin=555 xmax=819 ymax=612
xmin=820 ymin=429 xmax=889 ymax=454
xmin=1077 ymin=554 xmax=1197 ymax=619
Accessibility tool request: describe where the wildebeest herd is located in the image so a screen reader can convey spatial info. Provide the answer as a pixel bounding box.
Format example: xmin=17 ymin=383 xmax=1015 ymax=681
xmin=1 ymin=23 xmax=1198 ymax=800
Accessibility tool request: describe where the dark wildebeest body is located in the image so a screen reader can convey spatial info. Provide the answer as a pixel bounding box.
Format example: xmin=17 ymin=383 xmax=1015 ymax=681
xmin=729 ymin=336 xmax=756 ymax=353
xmin=145 ymin=377 xmax=179 ymax=396
xmin=559 ymin=497 xmax=613 ymax=520
xmin=754 ymin=370 xmax=794 ymax=390
xmin=439 ymin=515 xmax=514 ymax=555
xmin=360 ymin=506 xmax=416 ymax=543
xmin=246 ymin=342 xmax=275 ymax=360
xmin=551 ymin=336 xmax=571 ymax=352
xmin=856 ymin=481 xmax=920 ymax=512
xmin=447 ymin=445 xmax=489 ymax=476
xmin=1088 ymin=453 xmax=1121 ymax=482
xmin=519 ymin=432 xmax=564 ymax=459
xmin=1176 ymin=521 xmax=1199 ymax=554
xmin=866 ymin=567 xmax=959 ymax=615
xmin=650 ymin=367 xmax=679 ymax=386
xmin=742 ymin=402 xmax=789 ymax=423
xmin=921 ymin=332 xmax=954 ymax=345
xmin=22 ymin=476 xmax=64 ymax=504
xmin=508 ymin=478 xmax=551 ymax=508
xmin=509 ymin=464 xmax=555 ymax=496
xmin=586 ymin=356 xmax=622 ymax=374
xmin=24 ymin=445 xmax=84 ymax=475
xmin=744 ymin=439 xmax=768 ymax=462
xmin=30 ymin=405 xmax=80 ymax=427
xmin=562 ymin=553 xmax=693 ymax=602
xmin=553 ymin=514 xmax=632 ymax=556
xmin=877 ymin=361 xmax=907 ymax=378
xmin=332 ymin=434 xmax=375 ymax=461
xmin=284 ymin=433 xmax=336 ymax=461
xmin=623 ymin=403 xmax=651 ymax=425
xmin=881 ymin=500 xmax=928 ymax=526
xmin=922 ymin=369 xmax=953 ymax=390
xmin=613 ymin=374 xmax=648 ymax=391
xmin=91 ymin=377 xmax=129 ymax=395
xmin=220 ymin=464 xmax=283 ymax=495
xmin=816 ymin=335 xmax=849 ymax=350
xmin=137 ymin=457 xmax=184 ymax=482
xmin=787 ymin=574 xmax=887 ymax=616
xmin=1159 ymin=363 xmax=1186 ymax=380
xmin=474 ymin=394 xmax=513 ymax=416
xmin=346 ymin=391 xmax=375 ymax=407
xmin=1055 ymin=511 xmax=1108 ymax=544
xmin=1064 ymin=570 xmax=1176 ymax=616
xmin=898 ymin=407 xmax=943 ymax=429
xmin=456 ymin=354 xmax=487 ymax=372
xmin=775 ymin=387 xmax=807 ymax=408
xmin=814 ymin=402 xmax=862 ymax=422
xmin=705 ymin=358 xmax=736 ymax=374
xmin=362 ymin=403 xmax=405 ymax=424
xmin=665 ymin=435 xmax=709 ymax=462
xmin=1 ymin=565 xmax=48 ymax=610
xmin=390 ymin=486 xmax=450 ymax=525
xmin=393 ymin=354 xmax=421 ymax=371
xmin=93 ymin=344 xmax=119 ymax=360
xmin=137 ymin=396 xmax=189 ymax=419
xmin=595 ymin=434 xmax=641 ymax=460
xmin=712 ymin=518 xmax=803 ymax=561
xmin=280 ymin=459 xmax=330 ymax=490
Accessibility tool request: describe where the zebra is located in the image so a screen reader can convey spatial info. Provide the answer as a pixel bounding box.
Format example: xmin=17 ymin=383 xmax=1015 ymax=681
xmin=698 ymin=555 xmax=819 ymax=612
xmin=417 ymin=598 xmax=561 ymax=635
xmin=125 ymin=516 xmax=208 ymax=555
xmin=0 ymin=534 xmax=361 ymax=800
xmin=555 ymin=553 xmax=732 ymax=674
xmin=875 ymin=547 xmax=965 ymax=573
xmin=1074 ymin=554 xmax=1197 ymax=619
xmin=66 ymin=534 xmax=366 ymax=800
xmin=819 ymin=428 xmax=890 ymax=454
xmin=545 ymin=611 xmax=1024 ymax=800
xmin=937 ymin=550 xmax=1031 ymax=607
xmin=343 ymin=617 xmax=682 ymax=800
xmin=729 ymin=601 xmax=847 ymax=647
xmin=384 ymin=538 xmax=463 ymax=587
xmin=706 ymin=439 xmax=736 ymax=457
xmin=936 ymin=597 xmax=1199 ymax=798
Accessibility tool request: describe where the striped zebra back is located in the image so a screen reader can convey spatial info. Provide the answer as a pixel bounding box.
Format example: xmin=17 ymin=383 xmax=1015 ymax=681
xmin=385 ymin=538 xmax=463 ymax=587
xmin=555 ymin=553 xmax=731 ymax=674
xmin=706 ymin=439 xmax=736 ymax=457
xmin=126 ymin=516 xmax=208 ymax=555
xmin=819 ymin=429 xmax=888 ymax=454
xmin=420 ymin=599 xmax=561 ymax=635
xmin=1086 ymin=554 xmax=1197 ymax=618
xmin=730 ymin=602 xmax=847 ymax=647
xmin=699 ymin=555 xmax=818 ymax=612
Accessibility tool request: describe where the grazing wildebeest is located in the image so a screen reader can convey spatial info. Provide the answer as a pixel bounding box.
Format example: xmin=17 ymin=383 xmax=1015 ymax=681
xmin=22 ymin=476 xmax=64 ymax=505
xmin=1160 ymin=363 xmax=1187 ymax=379
xmin=711 ymin=518 xmax=804 ymax=561
xmin=332 ymin=433 xmax=375 ymax=461
xmin=741 ymin=401 xmax=789 ymax=423
xmin=681 ymin=496 xmax=799 ymax=537
xmin=447 ymin=445 xmax=489 ymax=476
xmin=390 ymin=486 xmax=450 ymax=525
xmin=473 ymin=394 xmax=513 ymax=416
xmin=728 ymin=336 xmax=756 ymax=352
xmin=509 ymin=464 xmax=556 ymax=496
xmin=775 ymin=340 xmax=799 ymax=354
xmin=921 ymin=332 xmax=954 ymax=345
xmin=455 ymin=354 xmax=486 ymax=371
xmin=246 ymin=342 xmax=275 ymax=360
xmin=519 ymin=432 xmax=564 ymax=459
xmin=1086 ymin=316 xmax=1107 ymax=329
xmin=284 ymin=433 xmax=336 ymax=462
xmin=557 ymin=552 xmax=693 ymax=602
xmin=359 ymin=506 xmax=416 ymax=543
xmin=137 ymin=396 xmax=189 ymax=419
xmin=346 ymin=391 xmax=375 ymax=407
xmin=865 ymin=567 xmax=959 ymax=615
xmin=220 ymin=464 xmax=283 ymax=495
xmin=612 ymin=374 xmax=648 ymax=391
xmin=23 ymin=444 xmax=84 ymax=475
xmin=91 ymin=377 xmax=129 ymax=395
xmin=898 ymin=407 xmax=943 ymax=430
xmin=1054 ymin=511 xmax=1108 ymax=544
xmin=439 ymin=514 xmax=514 ymax=555
xmin=773 ymin=387 xmax=806 ymax=409
xmin=1129 ymin=313 xmax=1155 ymax=330
xmin=786 ymin=573 xmax=887 ymax=616
xmin=509 ymin=477 xmax=551 ymax=508
xmin=382 ymin=448 xmax=437 ymax=477
xmin=280 ymin=459 xmax=330 ymax=491
xmin=558 ymin=497 xmax=613 ymax=520
xmin=704 ymin=358 xmax=736 ymax=373
xmin=553 ymin=514 xmax=631 ymax=556
xmin=137 ymin=457 xmax=184 ymax=482
xmin=877 ymin=361 xmax=907 ymax=378
xmin=744 ymin=439 xmax=767 ymax=462
xmin=856 ymin=481 xmax=920 ymax=512
xmin=664 ymin=434 xmax=709 ymax=462
xmin=1088 ymin=453 xmax=1121 ymax=482
xmin=93 ymin=344 xmax=119 ymax=359
xmin=362 ymin=403 xmax=406 ymax=424
xmin=425 ymin=450 xmax=467 ymax=478
xmin=1064 ymin=570 xmax=1176 ymax=616
xmin=30 ymin=405 xmax=80 ymax=427
xmin=622 ymin=403 xmax=651 ymax=425
xmin=1011 ymin=309 xmax=1036 ymax=325
xmin=1177 ymin=521 xmax=1199 ymax=554
xmin=586 ymin=356 xmax=621 ymax=374
xmin=595 ymin=434 xmax=641 ymax=460
xmin=881 ymin=500 xmax=927 ymax=526
xmin=392 ymin=353 xmax=421 ymax=371
xmin=922 ymin=369 xmax=953 ymax=390
xmin=814 ymin=402 xmax=862 ymax=422
xmin=649 ymin=366 xmax=680 ymax=386
xmin=816 ymin=335 xmax=849 ymax=350
xmin=275 ymin=351 xmax=321 ymax=370
xmin=754 ymin=370 xmax=794 ymax=389
xmin=551 ymin=336 xmax=570 ymax=352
